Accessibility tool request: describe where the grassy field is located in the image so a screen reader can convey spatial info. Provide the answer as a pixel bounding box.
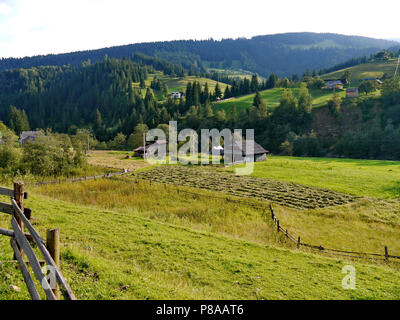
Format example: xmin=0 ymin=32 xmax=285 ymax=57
xmin=321 ymin=59 xmax=398 ymax=86
xmin=135 ymin=165 xmax=357 ymax=209
xmin=132 ymin=72 xmax=230 ymax=99
xmin=213 ymin=87 xmax=345 ymax=113
xmin=2 ymin=154 xmax=400 ymax=300
xmin=87 ymin=150 xmax=150 ymax=171
xmin=246 ymin=156 xmax=400 ymax=199
xmin=1 ymin=185 xmax=400 ymax=300
xmin=31 ymin=170 xmax=400 ymax=255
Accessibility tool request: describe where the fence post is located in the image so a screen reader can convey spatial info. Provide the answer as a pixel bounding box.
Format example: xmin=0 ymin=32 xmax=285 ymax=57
xmin=46 ymin=229 xmax=60 ymax=299
xmin=384 ymin=246 xmax=389 ymax=262
xmin=297 ymin=236 xmax=301 ymax=249
xmin=277 ymin=220 xmax=280 ymax=232
xmin=14 ymin=181 xmax=25 ymax=259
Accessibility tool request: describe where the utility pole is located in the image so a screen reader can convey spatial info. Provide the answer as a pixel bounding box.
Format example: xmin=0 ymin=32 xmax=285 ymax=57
xmin=143 ymin=133 xmax=145 ymax=160
xmin=232 ymin=137 xmax=235 ymax=172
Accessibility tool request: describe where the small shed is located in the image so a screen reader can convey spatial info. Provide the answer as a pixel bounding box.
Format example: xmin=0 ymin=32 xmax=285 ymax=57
xmin=346 ymin=88 xmax=359 ymax=98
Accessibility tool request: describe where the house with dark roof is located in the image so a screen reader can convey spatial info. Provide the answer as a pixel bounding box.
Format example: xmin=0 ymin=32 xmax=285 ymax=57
xmin=224 ymin=140 xmax=269 ymax=163
xmin=19 ymin=131 xmax=42 ymax=145
xmin=134 ymin=140 xmax=168 ymax=158
xmin=322 ymin=80 xmax=345 ymax=90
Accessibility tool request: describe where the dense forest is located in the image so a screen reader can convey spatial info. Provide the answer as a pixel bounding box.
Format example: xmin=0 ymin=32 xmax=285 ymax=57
xmin=1 ymin=52 xmax=400 ymax=160
xmin=1 ymin=33 xmax=397 ymax=77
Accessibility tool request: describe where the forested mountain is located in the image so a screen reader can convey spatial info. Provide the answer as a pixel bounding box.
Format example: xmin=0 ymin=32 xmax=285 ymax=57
xmin=1 ymin=53 xmax=400 ymax=160
xmin=0 ymin=57 xmax=151 ymax=138
xmin=0 ymin=33 xmax=396 ymax=77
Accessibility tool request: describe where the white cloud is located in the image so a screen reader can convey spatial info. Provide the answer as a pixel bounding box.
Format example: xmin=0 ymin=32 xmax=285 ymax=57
xmin=0 ymin=2 xmax=12 ymax=15
xmin=1 ymin=0 xmax=400 ymax=58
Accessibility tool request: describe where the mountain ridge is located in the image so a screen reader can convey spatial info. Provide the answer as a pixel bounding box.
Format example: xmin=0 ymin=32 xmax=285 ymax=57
xmin=0 ymin=32 xmax=397 ymax=77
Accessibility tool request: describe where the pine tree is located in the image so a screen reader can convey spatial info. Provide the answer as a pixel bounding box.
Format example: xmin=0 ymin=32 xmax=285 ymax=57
xmin=214 ymin=83 xmax=222 ymax=99
xmin=250 ymin=74 xmax=259 ymax=92
xmin=253 ymin=90 xmax=262 ymax=108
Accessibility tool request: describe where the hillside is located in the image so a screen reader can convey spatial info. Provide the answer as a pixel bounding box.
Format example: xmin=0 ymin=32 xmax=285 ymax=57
xmin=322 ymin=58 xmax=399 ymax=86
xmin=1 ymin=166 xmax=400 ymax=300
xmin=142 ymin=72 xmax=230 ymax=96
xmin=213 ymin=87 xmax=345 ymax=113
xmin=0 ymin=33 xmax=397 ymax=77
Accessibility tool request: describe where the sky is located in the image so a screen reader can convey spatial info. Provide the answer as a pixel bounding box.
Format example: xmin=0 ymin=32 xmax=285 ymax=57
xmin=1 ymin=0 xmax=400 ymax=58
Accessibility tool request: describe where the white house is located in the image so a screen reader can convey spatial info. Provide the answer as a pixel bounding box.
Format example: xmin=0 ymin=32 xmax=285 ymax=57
xmin=171 ymin=92 xmax=182 ymax=99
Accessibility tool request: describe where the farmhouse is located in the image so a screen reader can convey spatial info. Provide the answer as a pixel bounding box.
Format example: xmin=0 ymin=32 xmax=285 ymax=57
xmin=225 ymin=141 xmax=269 ymax=163
xmin=360 ymin=78 xmax=383 ymax=85
xmin=322 ymin=80 xmax=344 ymax=90
xmin=19 ymin=131 xmax=42 ymax=145
xmin=134 ymin=140 xmax=168 ymax=158
xmin=171 ymin=92 xmax=184 ymax=99
xmin=346 ymin=88 xmax=359 ymax=98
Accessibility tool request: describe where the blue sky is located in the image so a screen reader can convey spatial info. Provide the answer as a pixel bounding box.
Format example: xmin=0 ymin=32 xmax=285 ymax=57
xmin=1 ymin=0 xmax=399 ymax=58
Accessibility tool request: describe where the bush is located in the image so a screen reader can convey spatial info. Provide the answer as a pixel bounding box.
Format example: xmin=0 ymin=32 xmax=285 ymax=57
xmin=0 ymin=144 xmax=22 ymax=172
xmin=22 ymin=134 xmax=87 ymax=177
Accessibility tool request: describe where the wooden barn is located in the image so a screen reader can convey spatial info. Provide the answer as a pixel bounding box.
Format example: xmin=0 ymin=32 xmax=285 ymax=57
xmin=134 ymin=140 xmax=168 ymax=158
xmin=346 ymin=88 xmax=359 ymax=98
xmin=225 ymin=140 xmax=269 ymax=163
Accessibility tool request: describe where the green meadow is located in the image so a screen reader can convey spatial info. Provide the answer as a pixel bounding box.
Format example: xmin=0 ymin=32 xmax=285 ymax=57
xmin=213 ymin=88 xmax=345 ymax=113
xmin=1 ymin=154 xmax=400 ymax=300
xmin=1 ymin=188 xmax=399 ymax=300
xmin=247 ymin=155 xmax=400 ymax=199
xmin=322 ymin=59 xmax=398 ymax=86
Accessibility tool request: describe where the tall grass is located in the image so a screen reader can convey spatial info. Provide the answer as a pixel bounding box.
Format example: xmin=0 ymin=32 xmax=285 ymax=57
xmin=33 ymin=176 xmax=400 ymax=258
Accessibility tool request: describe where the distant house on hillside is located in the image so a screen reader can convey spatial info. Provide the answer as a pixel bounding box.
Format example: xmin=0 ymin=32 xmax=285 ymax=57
xmin=360 ymin=78 xmax=383 ymax=85
xmin=134 ymin=140 xmax=168 ymax=158
xmin=225 ymin=141 xmax=269 ymax=163
xmin=346 ymin=88 xmax=359 ymax=98
xmin=171 ymin=92 xmax=184 ymax=99
xmin=322 ymin=80 xmax=345 ymax=90
xmin=19 ymin=131 xmax=42 ymax=145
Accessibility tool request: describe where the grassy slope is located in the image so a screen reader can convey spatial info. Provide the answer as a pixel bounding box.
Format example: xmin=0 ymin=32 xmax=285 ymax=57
xmin=1 ymin=192 xmax=399 ymax=300
xmin=247 ymin=156 xmax=400 ymax=199
xmin=32 ymin=173 xmax=400 ymax=256
xmin=214 ymin=59 xmax=399 ymax=113
xmin=213 ymin=88 xmax=345 ymax=113
xmin=133 ymin=72 xmax=230 ymax=97
xmin=321 ymin=59 xmax=398 ymax=86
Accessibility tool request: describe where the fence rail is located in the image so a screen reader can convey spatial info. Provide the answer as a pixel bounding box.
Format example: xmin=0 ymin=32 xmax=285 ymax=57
xmin=35 ymin=169 xmax=132 ymax=186
xmin=0 ymin=182 xmax=77 ymax=300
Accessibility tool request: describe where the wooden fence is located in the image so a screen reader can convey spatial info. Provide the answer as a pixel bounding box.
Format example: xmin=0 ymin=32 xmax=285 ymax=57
xmin=35 ymin=169 xmax=131 ymax=186
xmin=135 ymin=178 xmax=400 ymax=263
xmin=269 ymin=203 xmax=400 ymax=262
xmin=0 ymin=182 xmax=77 ymax=300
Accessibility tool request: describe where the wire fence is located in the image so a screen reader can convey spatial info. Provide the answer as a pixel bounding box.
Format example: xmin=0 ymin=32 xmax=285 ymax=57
xmin=269 ymin=203 xmax=400 ymax=262
xmin=132 ymin=176 xmax=400 ymax=263
xmin=35 ymin=172 xmax=400 ymax=263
